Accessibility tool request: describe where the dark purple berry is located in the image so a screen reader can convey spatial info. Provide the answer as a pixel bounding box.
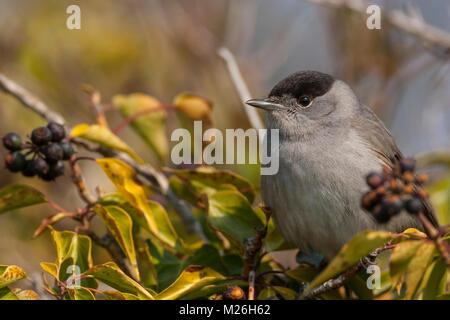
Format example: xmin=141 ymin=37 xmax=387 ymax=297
xmin=22 ymin=160 xmax=36 ymax=177
xmin=60 ymin=141 xmax=75 ymax=160
xmin=361 ymin=191 xmax=378 ymax=211
xmin=49 ymin=161 xmax=65 ymax=178
xmin=383 ymin=196 xmax=403 ymax=217
xmin=43 ymin=143 xmax=63 ymax=163
xmin=366 ymin=172 xmax=384 ymax=189
xmin=374 ymin=205 xmax=391 ymax=223
xmin=47 ymin=122 xmax=66 ymax=142
xmin=32 ymin=157 xmax=50 ymax=176
xmin=5 ymin=152 xmax=26 ymax=172
xmin=41 ymin=161 xmax=65 ymax=181
xmin=399 ymin=158 xmax=416 ymax=173
xmin=31 ymin=127 xmax=52 ymax=145
xmin=404 ymin=197 xmax=423 ymax=215
xmin=2 ymin=132 xmax=22 ymax=151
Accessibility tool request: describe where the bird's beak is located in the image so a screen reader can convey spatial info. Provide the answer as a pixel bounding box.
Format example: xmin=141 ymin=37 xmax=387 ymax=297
xmin=245 ymin=98 xmax=286 ymax=111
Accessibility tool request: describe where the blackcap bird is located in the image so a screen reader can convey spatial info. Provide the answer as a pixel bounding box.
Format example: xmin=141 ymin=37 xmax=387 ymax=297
xmin=246 ymin=70 xmax=438 ymax=261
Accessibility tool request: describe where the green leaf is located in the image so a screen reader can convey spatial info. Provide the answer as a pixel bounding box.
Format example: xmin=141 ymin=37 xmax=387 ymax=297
xmin=72 ymin=124 xmax=144 ymax=164
xmin=72 ymin=287 xmax=95 ymax=300
xmin=404 ymin=241 xmax=436 ymax=299
xmin=389 ymin=240 xmax=423 ymax=288
xmin=156 ymin=265 xmax=225 ymax=300
xmin=0 ymin=287 xmax=19 ymax=300
xmin=273 ymin=286 xmax=297 ymax=300
xmin=208 ymin=191 xmax=264 ymax=249
xmin=167 ymin=167 xmax=256 ymax=204
xmin=0 ymin=184 xmax=46 ymax=214
xmin=146 ymin=239 xmax=183 ymax=291
xmin=0 ymin=265 xmax=27 ymax=289
xmin=85 ymin=262 xmax=154 ymax=300
xmin=94 ymin=204 xmax=139 ymax=280
xmin=97 ymin=159 xmax=183 ymax=251
xmin=285 ymin=266 xmax=320 ymax=283
xmin=184 ymin=244 xmax=228 ymax=275
xmin=102 ymin=291 xmax=140 ymax=300
xmin=257 ymin=287 xmax=277 ymax=300
xmin=420 ymin=258 xmax=448 ymax=299
xmin=113 ymin=93 xmax=168 ymax=161
xmin=49 ymin=229 xmax=96 ymax=288
xmin=304 ymin=230 xmax=394 ymax=296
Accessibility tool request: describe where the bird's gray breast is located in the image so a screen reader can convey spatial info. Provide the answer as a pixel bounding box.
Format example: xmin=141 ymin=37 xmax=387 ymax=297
xmin=261 ymin=130 xmax=382 ymax=260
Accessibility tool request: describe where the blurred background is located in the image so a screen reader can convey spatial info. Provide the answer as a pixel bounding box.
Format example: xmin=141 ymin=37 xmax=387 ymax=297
xmin=0 ymin=0 xmax=449 ymax=293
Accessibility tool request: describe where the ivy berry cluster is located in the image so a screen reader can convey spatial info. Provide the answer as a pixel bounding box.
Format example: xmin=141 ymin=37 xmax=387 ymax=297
xmin=2 ymin=122 xmax=75 ymax=181
xmin=361 ymin=158 xmax=429 ymax=223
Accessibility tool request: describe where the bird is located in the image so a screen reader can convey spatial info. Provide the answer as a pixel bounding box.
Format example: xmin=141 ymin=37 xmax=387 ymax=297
xmin=246 ymin=70 xmax=438 ymax=261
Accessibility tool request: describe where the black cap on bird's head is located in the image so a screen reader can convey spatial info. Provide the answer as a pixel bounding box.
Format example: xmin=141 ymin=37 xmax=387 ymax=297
xmin=246 ymin=71 xmax=335 ymax=111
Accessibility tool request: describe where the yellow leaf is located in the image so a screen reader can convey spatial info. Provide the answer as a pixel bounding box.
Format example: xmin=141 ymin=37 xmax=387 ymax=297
xmin=97 ymin=158 xmax=181 ymax=250
xmin=0 ymin=265 xmax=27 ymax=289
xmin=173 ymin=93 xmax=212 ymax=120
xmin=71 ymin=124 xmax=144 ymax=164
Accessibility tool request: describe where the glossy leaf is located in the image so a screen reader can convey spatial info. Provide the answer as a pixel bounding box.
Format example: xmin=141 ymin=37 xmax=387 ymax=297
xmin=404 ymin=241 xmax=436 ymax=299
xmin=389 ymin=240 xmax=423 ymax=288
xmin=72 ymin=124 xmax=143 ymax=164
xmin=273 ymin=286 xmax=297 ymax=300
xmin=49 ymin=229 xmax=96 ymax=288
xmin=146 ymin=239 xmax=183 ymax=291
xmin=113 ymin=93 xmax=168 ymax=161
xmin=304 ymin=230 xmax=394 ymax=296
xmin=286 ymin=266 xmax=320 ymax=283
xmin=72 ymin=287 xmax=95 ymax=300
xmin=208 ymin=191 xmax=264 ymax=249
xmin=420 ymin=258 xmax=448 ymax=299
xmin=184 ymin=244 xmax=228 ymax=275
xmin=0 ymin=184 xmax=46 ymax=214
xmin=0 ymin=265 xmax=27 ymax=289
xmin=166 ymin=167 xmax=256 ymax=204
xmin=102 ymin=291 xmax=140 ymax=300
xmin=97 ymin=158 xmax=182 ymax=251
xmin=85 ymin=262 xmax=153 ymax=300
xmin=156 ymin=265 xmax=225 ymax=300
xmin=94 ymin=204 xmax=139 ymax=280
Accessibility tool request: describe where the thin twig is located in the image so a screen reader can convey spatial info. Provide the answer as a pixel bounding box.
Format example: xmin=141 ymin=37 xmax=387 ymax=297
xmin=301 ymin=246 xmax=385 ymax=300
xmin=0 ymin=74 xmax=65 ymax=124
xmin=248 ymin=270 xmax=256 ymax=300
xmin=69 ymin=156 xmax=97 ymax=205
xmin=218 ymin=47 xmax=265 ymax=133
xmin=302 ymin=262 xmax=362 ymax=300
xmin=308 ymin=0 xmax=450 ymax=53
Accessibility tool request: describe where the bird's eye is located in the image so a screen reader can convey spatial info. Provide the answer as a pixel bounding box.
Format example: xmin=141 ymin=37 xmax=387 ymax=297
xmin=299 ymin=95 xmax=312 ymax=107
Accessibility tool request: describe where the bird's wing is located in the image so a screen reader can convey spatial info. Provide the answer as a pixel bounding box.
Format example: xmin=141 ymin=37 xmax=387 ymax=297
xmin=352 ymin=105 xmax=439 ymax=228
